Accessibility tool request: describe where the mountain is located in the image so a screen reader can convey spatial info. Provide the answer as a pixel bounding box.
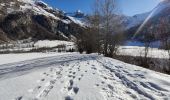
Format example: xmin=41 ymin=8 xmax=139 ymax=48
xmin=0 ymin=0 xmax=85 ymax=43
xmin=124 ymin=12 xmax=149 ymax=29
xmin=65 ymin=10 xmax=85 ymax=18
xmin=125 ymin=0 xmax=170 ymax=41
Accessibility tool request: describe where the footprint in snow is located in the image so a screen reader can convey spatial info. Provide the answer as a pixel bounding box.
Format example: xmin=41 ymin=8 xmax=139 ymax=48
xmin=68 ymin=75 xmax=73 ymax=78
xmin=91 ymin=67 xmax=97 ymax=70
xmin=102 ymin=87 xmax=107 ymax=91
xmin=45 ymin=73 xmax=49 ymax=76
xmin=68 ymin=86 xmax=72 ymax=91
xmin=41 ymin=78 xmax=45 ymax=81
xmin=72 ymin=72 xmax=76 ymax=75
xmin=73 ymin=87 xmax=79 ymax=94
xmin=37 ymin=81 xmax=55 ymax=98
xmin=15 ymin=96 xmax=23 ymax=100
xmin=101 ymin=81 xmax=105 ymax=84
xmin=107 ymin=84 xmax=114 ymax=90
xmin=65 ymin=83 xmax=79 ymax=100
xmin=96 ymin=84 xmax=100 ymax=87
xmin=72 ymin=76 xmax=76 ymax=79
xmin=69 ymin=71 xmax=72 ymax=74
xmin=65 ymin=96 xmax=73 ymax=100
xmin=78 ymin=77 xmax=81 ymax=81
xmin=69 ymin=80 xmax=74 ymax=86
xmin=81 ymin=74 xmax=84 ymax=77
xmin=92 ymin=64 xmax=95 ymax=66
xmin=102 ymin=76 xmax=108 ymax=80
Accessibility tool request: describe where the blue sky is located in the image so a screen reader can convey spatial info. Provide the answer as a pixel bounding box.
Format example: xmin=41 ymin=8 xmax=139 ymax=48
xmin=42 ymin=0 xmax=161 ymax=16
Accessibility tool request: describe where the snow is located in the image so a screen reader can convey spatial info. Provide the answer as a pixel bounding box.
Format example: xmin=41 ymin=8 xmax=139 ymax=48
xmin=67 ymin=16 xmax=85 ymax=27
xmin=18 ymin=0 xmax=35 ymax=4
xmin=0 ymin=3 xmax=5 ymax=6
xmin=18 ymin=0 xmax=60 ymax=20
xmin=20 ymin=4 xmax=60 ymax=20
xmin=118 ymin=46 xmax=169 ymax=59
xmin=61 ymin=19 xmax=71 ymax=24
xmin=0 ymin=53 xmax=170 ymax=100
xmin=7 ymin=8 xmax=15 ymax=14
xmin=36 ymin=1 xmax=48 ymax=7
xmin=125 ymin=12 xmax=149 ymax=29
xmin=34 ymin=40 xmax=75 ymax=49
xmin=0 ymin=40 xmax=75 ymax=52
xmin=10 ymin=2 xmax=15 ymax=6
xmin=0 ymin=52 xmax=73 ymax=65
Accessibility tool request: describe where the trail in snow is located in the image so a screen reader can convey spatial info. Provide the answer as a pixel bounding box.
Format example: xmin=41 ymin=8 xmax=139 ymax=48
xmin=0 ymin=53 xmax=170 ymax=100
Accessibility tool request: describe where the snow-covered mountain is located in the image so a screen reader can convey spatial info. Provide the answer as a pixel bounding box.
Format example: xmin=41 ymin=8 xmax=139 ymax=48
xmin=0 ymin=0 xmax=85 ymax=42
xmin=124 ymin=0 xmax=170 ymax=30
xmin=125 ymin=0 xmax=170 ymax=41
xmin=65 ymin=10 xmax=85 ymax=18
xmin=124 ymin=12 xmax=149 ymax=29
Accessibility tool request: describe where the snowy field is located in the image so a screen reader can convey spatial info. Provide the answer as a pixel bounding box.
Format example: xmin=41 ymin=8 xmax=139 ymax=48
xmin=118 ymin=46 xmax=169 ymax=59
xmin=34 ymin=40 xmax=74 ymax=48
xmin=0 ymin=53 xmax=170 ymax=100
xmin=0 ymin=40 xmax=75 ymax=52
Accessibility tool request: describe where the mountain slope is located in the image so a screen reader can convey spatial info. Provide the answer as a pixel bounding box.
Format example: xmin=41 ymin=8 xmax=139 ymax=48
xmin=0 ymin=0 xmax=85 ymax=42
xmin=0 ymin=53 xmax=170 ymax=100
xmin=126 ymin=0 xmax=170 ymax=41
xmin=124 ymin=12 xmax=149 ymax=29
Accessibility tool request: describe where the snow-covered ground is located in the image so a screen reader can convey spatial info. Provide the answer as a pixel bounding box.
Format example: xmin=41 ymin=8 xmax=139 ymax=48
xmin=34 ymin=40 xmax=74 ymax=49
xmin=118 ymin=46 xmax=169 ymax=59
xmin=0 ymin=52 xmax=74 ymax=65
xmin=0 ymin=40 xmax=75 ymax=52
xmin=0 ymin=53 xmax=170 ymax=100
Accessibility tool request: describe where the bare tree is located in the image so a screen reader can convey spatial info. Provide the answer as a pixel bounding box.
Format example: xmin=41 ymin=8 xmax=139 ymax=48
xmin=75 ymin=27 xmax=98 ymax=54
xmin=75 ymin=0 xmax=101 ymax=54
xmin=76 ymin=0 xmax=125 ymax=56
xmin=159 ymin=18 xmax=170 ymax=60
xmin=99 ymin=0 xmax=124 ymax=57
xmin=88 ymin=0 xmax=102 ymax=53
